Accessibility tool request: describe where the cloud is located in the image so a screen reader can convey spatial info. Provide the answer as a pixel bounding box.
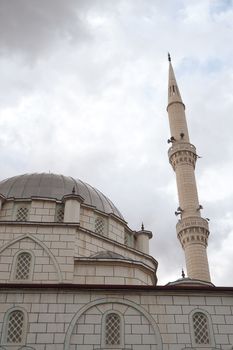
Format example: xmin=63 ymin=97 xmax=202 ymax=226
xmin=0 ymin=0 xmax=233 ymax=286
xmin=0 ymin=0 xmax=92 ymax=60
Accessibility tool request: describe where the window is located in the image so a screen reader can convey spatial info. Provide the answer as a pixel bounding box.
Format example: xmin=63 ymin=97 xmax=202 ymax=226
xmin=189 ymin=309 xmax=215 ymax=348
xmin=192 ymin=312 xmax=210 ymax=345
xmin=105 ymin=313 xmax=121 ymax=346
xmin=95 ymin=217 xmax=105 ymax=235
xmin=1 ymin=308 xmax=28 ymax=346
xmin=14 ymin=252 xmax=32 ymax=280
xmin=56 ymin=204 xmax=64 ymax=222
xmin=6 ymin=310 xmax=24 ymax=343
xmin=16 ymin=207 xmax=29 ymax=221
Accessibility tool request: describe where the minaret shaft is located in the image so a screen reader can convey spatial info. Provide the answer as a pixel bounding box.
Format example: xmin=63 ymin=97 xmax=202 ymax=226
xmin=184 ymin=242 xmax=210 ymax=281
xmin=175 ymin=165 xmax=200 ymax=218
xmin=167 ymin=59 xmax=211 ymax=283
xmin=167 ymin=103 xmax=190 ymax=142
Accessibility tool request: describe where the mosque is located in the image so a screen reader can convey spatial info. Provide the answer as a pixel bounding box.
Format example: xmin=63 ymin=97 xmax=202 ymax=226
xmin=0 ymin=58 xmax=232 ymax=350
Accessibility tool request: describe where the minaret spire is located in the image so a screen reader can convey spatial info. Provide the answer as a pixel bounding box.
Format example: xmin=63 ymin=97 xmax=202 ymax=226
xmin=168 ymin=53 xmax=181 ymax=103
xmin=166 ymin=57 xmax=211 ymax=283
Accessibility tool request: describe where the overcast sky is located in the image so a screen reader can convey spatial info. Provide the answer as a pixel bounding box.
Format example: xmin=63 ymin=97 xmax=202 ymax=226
xmin=0 ymin=0 xmax=233 ymax=286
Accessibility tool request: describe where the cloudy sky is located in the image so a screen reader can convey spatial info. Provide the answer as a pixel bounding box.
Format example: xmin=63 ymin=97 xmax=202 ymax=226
xmin=0 ymin=0 xmax=233 ymax=286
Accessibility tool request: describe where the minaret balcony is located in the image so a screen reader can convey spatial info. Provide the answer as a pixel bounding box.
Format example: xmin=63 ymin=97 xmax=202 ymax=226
xmin=168 ymin=142 xmax=197 ymax=170
xmin=168 ymin=141 xmax=196 ymax=157
xmin=176 ymin=216 xmax=210 ymax=248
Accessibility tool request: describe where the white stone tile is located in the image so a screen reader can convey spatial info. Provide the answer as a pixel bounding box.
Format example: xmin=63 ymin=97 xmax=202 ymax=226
xmin=48 ymin=304 xmax=65 ymax=313
xmin=47 ymin=323 xmax=64 ymax=333
xmin=215 ymin=333 xmax=230 ymax=344
xmin=37 ymin=333 xmax=54 ymax=343
xmin=124 ymin=315 xmax=141 ymax=324
xmin=218 ymin=324 xmax=233 ymax=334
xmin=166 ymin=305 xmax=182 ymax=314
xmin=83 ymin=334 xmax=100 ymax=344
xmin=173 ymin=296 xmax=189 ymax=305
xmin=30 ymin=323 xmax=46 ymax=332
xmin=54 ymin=333 xmax=65 ymax=343
xmin=158 ymin=314 xmax=175 ymax=324
xmin=167 ymin=323 xmax=184 ymax=333
xmin=125 ymin=334 xmax=142 ymax=344
xmin=132 ymin=324 xmax=149 ymax=334
xmin=215 ymin=306 xmax=232 ymax=315
xmin=160 ymin=333 xmax=177 ymax=343
xmin=38 ymin=313 xmax=55 ymax=322
xmin=142 ymin=334 xmax=157 ymax=344
xmin=206 ymin=296 xmax=222 ymax=305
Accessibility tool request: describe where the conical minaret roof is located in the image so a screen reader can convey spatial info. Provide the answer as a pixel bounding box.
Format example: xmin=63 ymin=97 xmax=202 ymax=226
xmin=167 ymin=54 xmax=184 ymax=108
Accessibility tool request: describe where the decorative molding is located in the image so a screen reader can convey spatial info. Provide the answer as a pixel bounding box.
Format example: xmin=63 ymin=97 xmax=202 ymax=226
xmin=64 ymin=298 xmax=162 ymax=350
xmin=0 ymin=234 xmax=62 ymax=283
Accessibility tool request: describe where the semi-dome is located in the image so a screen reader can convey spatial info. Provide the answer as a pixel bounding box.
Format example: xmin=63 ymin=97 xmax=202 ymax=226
xmin=0 ymin=173 xmax=124 ymax=220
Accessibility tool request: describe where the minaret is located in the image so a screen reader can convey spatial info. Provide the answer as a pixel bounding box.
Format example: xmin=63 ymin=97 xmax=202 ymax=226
xmin=166 ymin=54 xmax=211 ymax=283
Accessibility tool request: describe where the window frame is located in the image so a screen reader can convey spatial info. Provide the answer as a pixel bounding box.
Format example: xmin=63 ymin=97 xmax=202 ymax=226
xmin=14 ymin=203 xmax=30 ymax=222
xmin=94 ymin=216 xmax=106 ymax=236
xmin=101 ymin=310 xmax=124 ymax=349
xmin=189 ymin=308 xmax=215 ymax=348
xmin=1 ymin=307 xmax=28 ymax=346
xmin=11 ymin=250 xmax=34 ymax=282
xmin=55 ymin=203 xmax=64 ymax=223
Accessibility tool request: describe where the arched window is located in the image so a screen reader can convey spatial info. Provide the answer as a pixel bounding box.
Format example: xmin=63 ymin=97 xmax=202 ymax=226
xmin=189 ymin=308 xmax=216 ymax=348
xmin=192 ymin=312 xmax=210 ymax=344
xmin=14 ymin=252 xmax=33 ymax=280
xmin=105 ymin=313 xmax=121 ymax=346
xmin=95 ymin=217 xmax=105 ymax=235
xmin=6 ymin=310 xmax=24 ymax=343
xmin=1 ymin=308 xmax=28 ymax=346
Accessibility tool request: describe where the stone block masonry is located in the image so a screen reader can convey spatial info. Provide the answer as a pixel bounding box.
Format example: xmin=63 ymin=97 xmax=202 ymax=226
xmin=0 ymin=287 xmax=232 ymax=350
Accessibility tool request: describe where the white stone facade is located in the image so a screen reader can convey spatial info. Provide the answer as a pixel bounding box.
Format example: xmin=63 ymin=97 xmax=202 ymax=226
xmin=0 ymin=288 xmax=233 ymax=350
xmin=0 ymin=222 xmax=156 ymax=286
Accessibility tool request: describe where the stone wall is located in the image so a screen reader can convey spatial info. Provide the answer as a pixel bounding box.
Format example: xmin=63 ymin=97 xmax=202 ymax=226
xmin=0 ymin=224 xmax=156 ymax=286
xmin=29 ymin=200 xmax=56 ymax=222
xmin=73 ymin=261 xmax=154 ymax=285
xmin=0 ymin=288 xmax=232 ymax=350
xmin=0 ymin=224 xmax=75 ymax=283
xmin=76 ymin=230 xmax=154 ymax=266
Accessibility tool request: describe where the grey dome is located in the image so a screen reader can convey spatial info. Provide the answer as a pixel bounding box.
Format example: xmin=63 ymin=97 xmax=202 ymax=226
xmin=0 ymin=173 xmax=124 ymax=220
xmin=90 ymin=251 xmax=125 ymax=259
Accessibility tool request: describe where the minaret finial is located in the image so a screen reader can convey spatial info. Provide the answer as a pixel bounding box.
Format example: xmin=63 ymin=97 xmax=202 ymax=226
xmin=141 ymin=222 xmax=144 ymax=231
xmin=168 ymin=52 xmax=171 ymax=62
xmin=181 ymin=269 xmax=185 ymax=278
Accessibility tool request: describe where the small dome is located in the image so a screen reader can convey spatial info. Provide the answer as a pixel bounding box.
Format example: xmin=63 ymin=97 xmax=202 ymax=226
xmin=0 ymin=173 xmax=124 ymax=220
xmin=166 ymin=277 xmax=214 ymax=287
xmin=90 ymin=251 xmax=126 ymax=259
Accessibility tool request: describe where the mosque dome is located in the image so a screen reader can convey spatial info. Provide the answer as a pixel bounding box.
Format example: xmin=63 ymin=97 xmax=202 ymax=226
xmin=0 ymin=173 xmax=124 ymax=220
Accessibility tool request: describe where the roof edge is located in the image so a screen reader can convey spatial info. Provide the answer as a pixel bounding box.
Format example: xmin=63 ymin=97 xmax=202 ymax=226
xmin=0 ymin=283 xmax=232 ymax=293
